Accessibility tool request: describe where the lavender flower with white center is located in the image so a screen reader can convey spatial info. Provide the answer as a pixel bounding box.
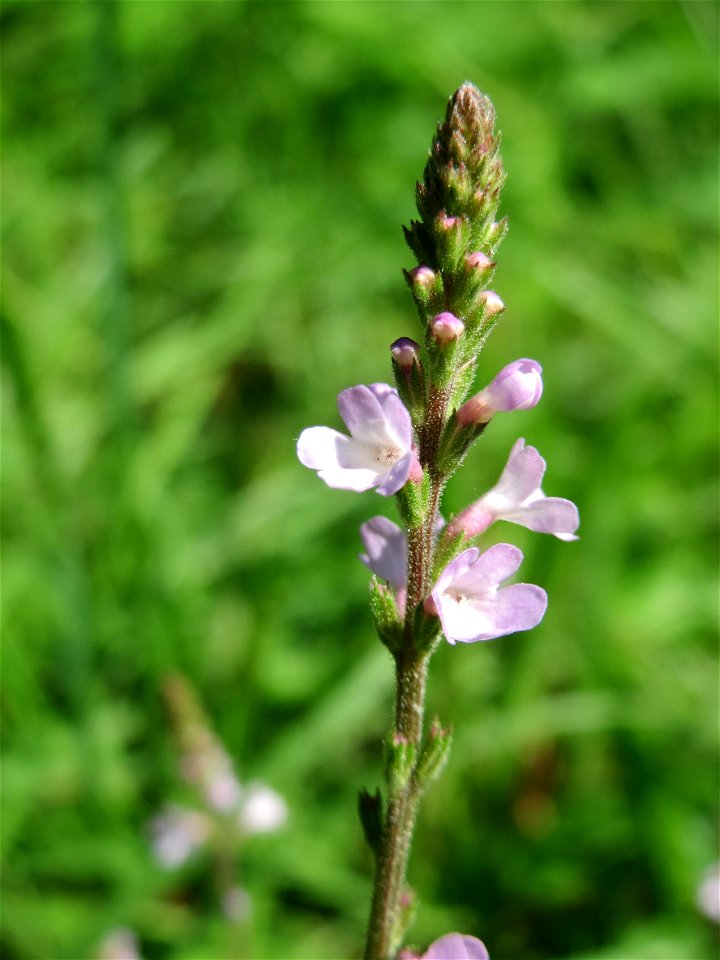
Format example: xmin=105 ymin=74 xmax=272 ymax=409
xmin=448 ymin=439 xmax=579 ymax=541
xmin=422 ymin=933 xmax=490 ymax=960
xmin=427 ymin=544 xmax=547 ymax=644
xmin=457 ymin=359 xmax=543 ymax=425
xmin=297 ymin=383 xmax=414 ymax=495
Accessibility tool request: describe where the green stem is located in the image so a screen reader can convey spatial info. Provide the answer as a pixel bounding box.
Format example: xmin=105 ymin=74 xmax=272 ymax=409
xmin=364 ymin=477 xmax=444 ymax=960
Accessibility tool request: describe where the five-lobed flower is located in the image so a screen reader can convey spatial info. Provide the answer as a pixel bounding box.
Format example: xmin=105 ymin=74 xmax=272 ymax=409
xmin=426 ymin=544 xmax=547 ymax=644
xmin=448 ymin=439 xmax=579 ymax=541
xmin=297 ymin=383 xmax=414 ymax=495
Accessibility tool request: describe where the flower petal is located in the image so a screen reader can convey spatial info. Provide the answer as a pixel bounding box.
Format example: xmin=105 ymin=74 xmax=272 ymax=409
xmin=376 ymin=387 xmax=413 ymax=450
xmin=317 ymin=466 xmax=380 ymax=492
xmin=338 ymin=385 xmax=393 ymax=445
xmin=475 ymin=582 xmax=547 ymax=638
xmin=503 ymin=496 xmax=580 ymax=540
xmin=449 ymin=543 xmax=523 ymax=596
xmin=423 ymin=933 xmax=490 ymax=960
xmin=359 ymin=516 xmax=407 ymax=587
xmin=297 ymin=426 xmax=352 ymax=470
xmin=490 ymin=442 xmax=545 ymax=505
xmin=432 ymin=547 xmax=480 ymax=596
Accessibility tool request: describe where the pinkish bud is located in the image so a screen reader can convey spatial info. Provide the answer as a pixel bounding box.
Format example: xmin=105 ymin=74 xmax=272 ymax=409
xmin=431 ymin=311 xmax=464 ymax=342
xmin=478 ymin=290 xmax=505 ymax=317
xmin=465 ymin=251 xmax=493 ymax=271
xmin=391 ymin=337 xmax=421 ymax=367
xmin=408 ymin=451 xmax=423 ymax=483
xmin=456 ymin=359 xmax=543 ymax=425
xmin=408 ymin=265 xmax=436 ymax=288
xmin=438 ymin=213 xmax=461 ymax=231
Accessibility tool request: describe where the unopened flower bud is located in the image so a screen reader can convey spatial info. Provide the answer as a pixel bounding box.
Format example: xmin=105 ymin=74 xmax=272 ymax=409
xmin=408 ymin=451 xmax=423 ymax=484
xmin=478 ymin=290 xmax=505 ymax=317
xmin=456 ymin=359 xmax=543 ymax=425
xmin=408 ymin=265 xmax=436 ymax=288
xmin=431 ymin=311 xmax=464 ymax=342
xmin=438 ymin=213 xmax=461 ymax=232
xmin=391 ymin=337 xmax=421 ymax=367
xmin=465 ymin=251 xmax=493 ymax=272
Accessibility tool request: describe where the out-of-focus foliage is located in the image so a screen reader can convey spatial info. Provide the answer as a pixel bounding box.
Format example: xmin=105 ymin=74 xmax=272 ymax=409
xmin=2 ymin=1 xmax=718 ymax=958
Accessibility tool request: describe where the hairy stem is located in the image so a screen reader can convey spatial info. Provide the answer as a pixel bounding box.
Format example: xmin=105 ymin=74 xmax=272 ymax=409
xmin=364 ymin=476 xmax=444 ymax=960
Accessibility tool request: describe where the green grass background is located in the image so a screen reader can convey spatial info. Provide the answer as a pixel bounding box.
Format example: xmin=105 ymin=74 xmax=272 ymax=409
xmin=2 ymin=1 xmax=718 ymax=958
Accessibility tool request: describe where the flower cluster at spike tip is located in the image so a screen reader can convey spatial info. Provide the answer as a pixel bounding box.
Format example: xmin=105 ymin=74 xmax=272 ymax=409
xmin=298 ymin=363 xmax=578 ymax=645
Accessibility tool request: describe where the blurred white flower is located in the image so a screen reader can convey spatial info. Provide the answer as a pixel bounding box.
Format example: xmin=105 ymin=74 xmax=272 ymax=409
xmin=697 ymin=863 xmax=720 ymax=923
xmin=238 ymin=782 xmax=288 ymax=835
xmin=150 ymin=805 xmax=211 ymax=869
xmin=221 ymin=885 xmax=252 ymax=923
xmin=98 ymin=927 xmax=142 ymax=960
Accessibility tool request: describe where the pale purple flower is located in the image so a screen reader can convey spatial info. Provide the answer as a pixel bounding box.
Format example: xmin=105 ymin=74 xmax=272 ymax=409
xmin=448 ymin=439 xmax=579 ymax=541
xmin=457 ymin=359 xmax=542 ymax=425
xmin=360 ymin=515 xmax=408 ymax=613
xmin=422 ymin=933 xmax=490 ymax=960
xmin=297 ymin=384 xmax=414 ymax=495
xmin=360 ymin=516 xmax=408 ymax=588
xmin=427 ymin=544 xmax=547 ymax=644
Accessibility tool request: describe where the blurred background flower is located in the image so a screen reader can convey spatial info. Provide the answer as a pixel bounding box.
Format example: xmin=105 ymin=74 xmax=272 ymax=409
xmin=2 ymin=1 xmax=717 ymax=958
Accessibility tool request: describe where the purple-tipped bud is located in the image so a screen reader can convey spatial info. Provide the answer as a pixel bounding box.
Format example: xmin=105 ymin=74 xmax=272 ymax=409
xmin=456 ymin=359 xmax=543 ymax=425
xmin=391 ymin=337 xmax=421 ymax=367
xmin=431 ymin=311 xmax=464 ymax=342
xmin=465 ymin=251 xmax=493 ymax=272
xmin=478 ymin=290 xmax=505 ymax=317
xmin=408 ymin=265 xmax=436 ymax=288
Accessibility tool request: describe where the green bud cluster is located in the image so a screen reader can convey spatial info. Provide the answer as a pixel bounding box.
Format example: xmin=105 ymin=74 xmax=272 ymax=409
xmin=394 ymin=83 xmax=509 ymax=472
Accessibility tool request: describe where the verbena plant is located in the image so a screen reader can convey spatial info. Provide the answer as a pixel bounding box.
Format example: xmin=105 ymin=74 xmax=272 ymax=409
xmin=299 ymin=82 xmax=581 ymax=960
